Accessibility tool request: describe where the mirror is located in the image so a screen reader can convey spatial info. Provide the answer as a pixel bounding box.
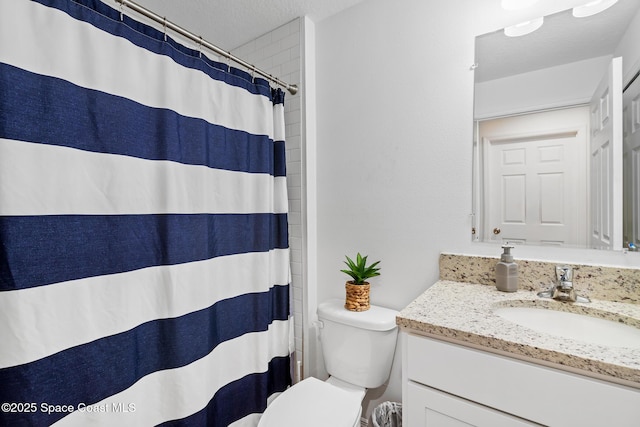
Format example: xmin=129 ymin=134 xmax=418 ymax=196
xmin=472 ymin=0 xmax=640 ymax=251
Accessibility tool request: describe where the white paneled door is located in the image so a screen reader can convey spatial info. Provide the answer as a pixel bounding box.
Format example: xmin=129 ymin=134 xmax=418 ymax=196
xmin=480 ymin=107 xmax=589 ymax=247
xmin=590 ymin=57 xmax=623 ymax=250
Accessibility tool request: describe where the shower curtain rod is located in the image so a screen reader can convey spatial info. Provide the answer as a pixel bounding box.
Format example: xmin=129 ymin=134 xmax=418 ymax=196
xmin=113 ymin=0 xmax=299 ymax=95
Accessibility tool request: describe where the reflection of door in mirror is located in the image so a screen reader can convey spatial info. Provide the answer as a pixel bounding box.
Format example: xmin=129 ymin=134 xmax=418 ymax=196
xmin=623 ymin=71 xmax=640 ymax=250
xmin=590 ymin=57 xmax=623 ymax=250
xmin=474 ymin=58 xmax=625 ymax=249
xmin=478 ymin=107 xmax=589 ymax=247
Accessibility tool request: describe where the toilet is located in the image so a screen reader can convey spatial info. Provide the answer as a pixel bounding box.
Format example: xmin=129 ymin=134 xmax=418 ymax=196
xmin=258 ymin=299 xmax=399 ymax=427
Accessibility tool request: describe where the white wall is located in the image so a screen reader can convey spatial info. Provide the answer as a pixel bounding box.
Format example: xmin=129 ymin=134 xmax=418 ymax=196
xmin=313 ymin=0 xmax=640 ymax=419
xmin=316 ymin=0 xmax=475 ymax=310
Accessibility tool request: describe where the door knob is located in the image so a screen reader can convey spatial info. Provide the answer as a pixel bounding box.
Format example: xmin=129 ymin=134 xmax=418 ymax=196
xmin=493 ymin=228 xmax=501 ymax=235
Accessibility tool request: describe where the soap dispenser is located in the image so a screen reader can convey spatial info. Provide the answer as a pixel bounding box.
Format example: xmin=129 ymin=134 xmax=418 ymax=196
xmin=496 ymin=245 xmax=518 ymax=292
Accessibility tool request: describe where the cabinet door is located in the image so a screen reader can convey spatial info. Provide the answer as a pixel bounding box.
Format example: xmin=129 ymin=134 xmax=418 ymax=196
xmin=406 ymin=381 xmax=538 ymax=427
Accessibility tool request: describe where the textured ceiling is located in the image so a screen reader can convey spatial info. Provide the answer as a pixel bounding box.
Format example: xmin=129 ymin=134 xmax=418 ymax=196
xmin=125 ymin=0 xmax=368 ymax=51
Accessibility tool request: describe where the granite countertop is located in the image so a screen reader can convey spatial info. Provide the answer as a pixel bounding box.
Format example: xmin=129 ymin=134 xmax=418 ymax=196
xmin=397 ymin=280 xmax=640 ymax=388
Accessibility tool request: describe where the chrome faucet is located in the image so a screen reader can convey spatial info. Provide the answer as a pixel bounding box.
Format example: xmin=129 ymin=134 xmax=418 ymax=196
xmin=537 ymin=265 xmax=590 ymax=303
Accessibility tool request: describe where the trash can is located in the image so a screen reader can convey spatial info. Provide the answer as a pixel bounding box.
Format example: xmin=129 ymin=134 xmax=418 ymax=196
xmin=369 ymin=401 xmax=402 ymax=427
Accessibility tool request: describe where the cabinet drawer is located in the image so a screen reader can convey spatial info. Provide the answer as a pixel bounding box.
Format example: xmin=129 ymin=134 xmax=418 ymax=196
xmin=407 ymin=381 xmax=538 ymax=427
xmin=406 ymin=333 xmax=640 ymax=426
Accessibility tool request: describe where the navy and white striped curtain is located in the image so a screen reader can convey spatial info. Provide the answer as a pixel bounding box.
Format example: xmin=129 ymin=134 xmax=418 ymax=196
xmin=0 ymin=1 xmax=292 ymax=426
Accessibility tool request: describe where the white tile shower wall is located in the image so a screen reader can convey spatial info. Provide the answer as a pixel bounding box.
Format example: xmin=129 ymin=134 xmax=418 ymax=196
xmin=232 ymin=19 xmax=304 ymax=374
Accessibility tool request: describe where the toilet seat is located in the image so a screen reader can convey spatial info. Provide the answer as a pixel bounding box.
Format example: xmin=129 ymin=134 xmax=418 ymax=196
xmin=258 ymin=377 xmax=362 ymax=427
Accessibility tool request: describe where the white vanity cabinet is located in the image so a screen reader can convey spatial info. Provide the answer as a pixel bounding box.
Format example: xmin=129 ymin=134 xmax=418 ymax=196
xmin=402 ymin=332 xmax=640 ymax=427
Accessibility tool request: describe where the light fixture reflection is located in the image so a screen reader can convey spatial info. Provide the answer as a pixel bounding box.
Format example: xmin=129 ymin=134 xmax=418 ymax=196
xmin=572 ymin=0 xmax=619 ymax=17
xmin=504 ymin=16 xmax=544 ymax=37
xmin=501 ymin=0 xmax=540 ymax=10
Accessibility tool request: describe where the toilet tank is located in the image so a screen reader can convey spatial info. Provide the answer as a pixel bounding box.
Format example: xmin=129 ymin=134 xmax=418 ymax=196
xmin=317 ymin=299 xmax=399 ymax=389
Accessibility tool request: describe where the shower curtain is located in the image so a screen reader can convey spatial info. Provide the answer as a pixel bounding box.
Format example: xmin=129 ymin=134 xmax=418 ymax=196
xmin=0 ymin=1 xmax=292 ymax=426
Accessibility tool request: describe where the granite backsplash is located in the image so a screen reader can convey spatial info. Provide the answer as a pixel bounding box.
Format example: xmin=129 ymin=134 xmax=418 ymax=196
xmin=439 ymin=253 xmax=640 ymax=304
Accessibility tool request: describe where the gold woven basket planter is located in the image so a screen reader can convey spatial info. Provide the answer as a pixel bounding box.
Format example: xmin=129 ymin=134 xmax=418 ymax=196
xmin=344 ymin=281 xmax=370 ymax=312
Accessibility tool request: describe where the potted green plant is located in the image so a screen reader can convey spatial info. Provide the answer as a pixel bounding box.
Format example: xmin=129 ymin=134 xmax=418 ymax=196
xmin=340 ymin=253 xmax=381 ymax=312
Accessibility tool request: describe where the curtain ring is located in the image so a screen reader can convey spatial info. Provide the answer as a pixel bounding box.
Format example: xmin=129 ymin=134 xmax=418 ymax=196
xmin=251 ymin=66 xmax=256 ymax=82
xmin=227 ymin=53 xmax=231 ymax=72
xmin=119 ymin=1 xmax=124 ymax=21
xmin=198 ymin=36 xmax=203 ymax=58
xmin=163 ymin=17 xmax=167 ymax=42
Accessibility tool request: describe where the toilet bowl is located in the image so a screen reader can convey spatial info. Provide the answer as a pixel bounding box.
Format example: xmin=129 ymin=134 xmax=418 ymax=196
xmin=258 ymin=299 xmax=399 ymax=427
